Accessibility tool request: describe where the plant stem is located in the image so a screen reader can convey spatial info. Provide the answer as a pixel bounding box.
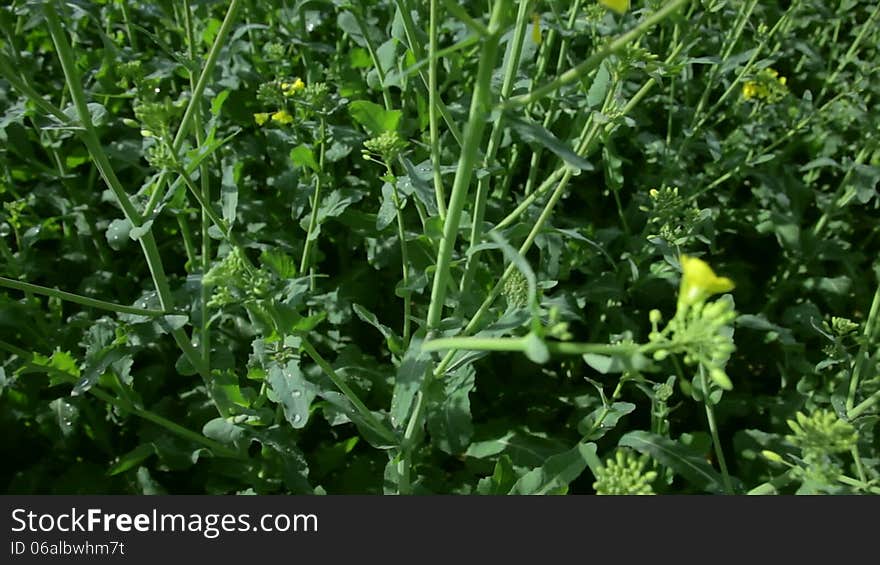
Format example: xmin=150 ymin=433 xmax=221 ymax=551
xmin=183 ymin=0 xmax=213 ymax=366
xmin=424 ymin=0 xmax=506 ymax=331
xmin=393 ymin=0 xmax=464 ymax=147
xmin=503 ymin=0 xmax=690 ymax=109
xmin=299 ymin=338 xmax=396 ymax=444
xmin=299 ymin=118 xmax=327 ymax=288
xmin=44 ymin=1 xmax=210 ymax=379
xmin=389 ymin=173 xmax=412 ymax=344
xmin=846 ymin=270 xmax=880 ymax=413
xmin=428 ymin=0 xmax=447 ymax=219
xmin=699 ymin=365 xmax=735 ymax=494
xmin=0 ymin=276 xmax=167 ymax=317
xmin=459 ymin=0 xmax=533 ymax=296
xmin=171 ymin=0 xmax=242 ymax=152
xmin=421 ymin=335 xmax=641 ymax=356
xmin=352 ymin=9 xmax=394 ymax=111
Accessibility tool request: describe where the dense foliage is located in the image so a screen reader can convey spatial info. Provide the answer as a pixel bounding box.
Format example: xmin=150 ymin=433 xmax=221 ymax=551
xmin=1 ymin=0 xmax=878 ymax=494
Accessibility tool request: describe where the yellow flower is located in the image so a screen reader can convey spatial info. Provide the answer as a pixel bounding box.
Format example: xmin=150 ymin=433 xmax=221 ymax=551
xmin=742 ymin=81 xmax=759 ymax=100
xmin=271 ymin=110 xmax=293 ymax=125
xmin=253 ymin=112 xmax=270 ymax=126
xmin=598 ymin=0 xmax=630 ymax=14
xmin=678 ymin=254 xmax=734 ymax=307
xmin=281 ymin=78 xmax=306 ymax=97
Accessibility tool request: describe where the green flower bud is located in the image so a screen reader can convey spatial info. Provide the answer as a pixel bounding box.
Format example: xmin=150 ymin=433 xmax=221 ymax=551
xmin=593 ymin=450 xmax=657 ymax=495
xmin=502 ymin=270 xmax=530 ymax=308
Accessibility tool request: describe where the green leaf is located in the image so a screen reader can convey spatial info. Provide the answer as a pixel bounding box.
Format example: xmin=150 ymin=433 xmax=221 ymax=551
xmin=587 ymin=61 xmax=611 ymax=109
xmin=352 ymin=303 xmax=403 ymax=356
xmin=50 ymin=398 xmax=79 ymax=437
xmin=128 ymin=220 xmax=154 ymax=241
xmin=619 ymin=431 xmax=727 ymax=493
xmin=426 ymin=364 xmax=475 ymax=454
xmin=108 ymin=443 xmax=157 ymax=476
xmin=522 ymin=332 xmax=550 ymax=364
xmin=338 ymin=11 xmax=367 ymax=46
xmin=390 ymin=337 xmax=430 ymax=428
xmin=507 ymin=115 xmax=594 ymax=171
xmin=105 ymin=218 xmax=132 ymax=250
xmin=211 ymin=90 xmax=230 ymax=117
xmin=267 ymin=360 xmax=318 ymax=429
xmin=376 ymin=182 xmax=398 ymax=231
xmin=349 ymin=100 xmax=402 ymax=135
xmin=582 ymin=351 xmax=652 ymax=374
xmin=476 ymin=455 xmax=518 ymax=495
xmin=509 ymin=442 xmax=597 ymax=494
xmin=577 ymin=402 xmax=636 ymax=440
xmin=290 ymin=144 xmax=319 ymax=173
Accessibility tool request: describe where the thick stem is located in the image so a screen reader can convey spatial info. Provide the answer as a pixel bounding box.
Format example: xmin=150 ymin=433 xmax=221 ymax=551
xmin=425 ymin=1 xmax=507 ymax=331
xmin=699 ymin=365 xmax=735 ymax=494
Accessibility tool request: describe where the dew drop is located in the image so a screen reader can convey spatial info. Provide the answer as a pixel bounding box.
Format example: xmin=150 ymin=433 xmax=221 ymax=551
xmin=291 ymin=389 xmax=302 ymax=398
xmin=293 ymin=414 xmax=302 ymax=424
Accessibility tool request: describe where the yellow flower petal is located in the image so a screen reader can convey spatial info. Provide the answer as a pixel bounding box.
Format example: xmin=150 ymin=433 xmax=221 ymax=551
xmin=598 ymin=0 xmax=630 ymax=14
xmin=679 ymin=254 xmax=734 ymax=306
xmin=271 ymin=110 xmax=293 ymax=125
xmin=254 ymin=112 xmax=270 ymax=126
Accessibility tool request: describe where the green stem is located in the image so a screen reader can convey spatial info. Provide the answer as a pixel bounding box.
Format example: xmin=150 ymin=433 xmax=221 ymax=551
xmin=425 ymin=0 xmax=507 ymax=331
xmin=817 ymin=1 xmax=880 ymax=103
xmin=699 ymin=365 xmax=735 ymax=494
xmin=688 ymin=0 xmax=757 ymax=128
xmin=846 ymin=263 xmax=880 ymax=414
xmin=459 ymin=0 xmax=533 ymax=296
xmin=440 ymin=0 xmax=489 ymax=36
xmin=299 ymin=119 xmax=327 ymax=287
xmin=352 ymin=9 xmax=394 ymax=111
xmin=0 ymin=276 xmax=167 ymax=317
xmin=421 ymin=335 xmax=641 ymax=356
xmin=503 ymin=0 xmax=689 ymax=109
xmin=183 ymin=0 xmax=213 ymax=365
xmin=849 ymin=388 xmax=880 ymax=420
xmin=389 ymin=175 xmax=412 ymax=344
xmin=44 ymin=2 xmax=210 ymax=380
xmin=394 ymin=0 xmax=464 ymax=147
xmin=171 ymin=0 xmax=242 ymax=152
xmin=300 ymin=338 xmax=396 ymax=444
xmin=428 ymin=0 xmax=447 ymax=218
